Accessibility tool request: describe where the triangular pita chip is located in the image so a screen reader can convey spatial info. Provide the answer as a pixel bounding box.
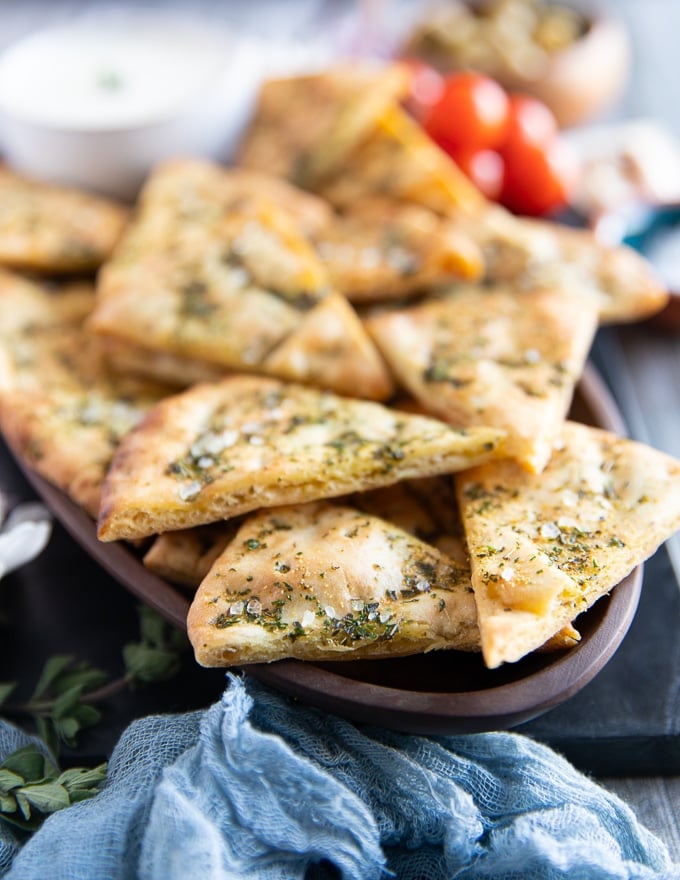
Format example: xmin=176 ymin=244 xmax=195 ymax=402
xmin=313 ymin=197 xmax=483 ymax=301
xmin=0 ymin=272 xmax=166 ymax=516
xmin=319 ymin=104 xmax=486 ymax=216
xmin=366 ymin=284 xmax=599 ymax=472
xmin=456 ymin=421 xmax=680 ymax=667
xmin=90 ymin=160 xmax=328 ymax=366
xmin=143 ymin=522 xmax=240 ymax=589
xmin=528 ymin=220 xmax=669 ymax=324
xmin=312 ymin=103 xmax=665 ymax=323
xmin=97 ymin=374 xmax=506 ymax=541
xmin=187 ymin=500 xmax=480 ymax=665
xmin=0 ymin=166 xmax=128 ymax=272
xmin=237 ymin=64 xmax=409 ymax=187
xmin=262 ymin=291 xmax=394 ymax=400
xmin=451 ymin=209 xmax=667 ymax=325
xmin=89 ymin=160 xmax=391 ymax=399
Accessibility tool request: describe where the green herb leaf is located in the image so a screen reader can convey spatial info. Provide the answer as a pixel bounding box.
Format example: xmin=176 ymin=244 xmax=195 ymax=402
xmin=0 ymin=769 xmax=24 ymax=793
xmin=123 ymin=643 xmax=181 ymax=684
xmin=57 ymin=764 xmax=107 ymax=793
xmin=1 ymin=745 xmax=55 ymax=783
xmin=0 ymin=682 xmax=16 ymax=706
xmin=31 ymin=655 xmax=74 ymax=700
xmin=35 ymin=717 xmax=59 ymax=761
xmin=20 ymin=781 xmax=70 ymax=813
xmin=52 ymin=684 xmax=85 ymax=721
xmin=0 ymin=745 xmax=107 ymax=833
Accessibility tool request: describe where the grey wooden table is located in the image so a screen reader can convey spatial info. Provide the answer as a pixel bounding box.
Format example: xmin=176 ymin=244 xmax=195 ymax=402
xmin=1 ymin=0 xmax=679 ymax=862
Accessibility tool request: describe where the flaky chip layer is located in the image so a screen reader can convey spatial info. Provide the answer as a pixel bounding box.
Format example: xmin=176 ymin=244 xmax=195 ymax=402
xmin=98 ymin=375 xmax=506 ymax=541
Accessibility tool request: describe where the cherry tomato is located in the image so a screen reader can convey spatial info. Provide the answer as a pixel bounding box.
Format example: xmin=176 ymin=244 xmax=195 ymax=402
xmin=401 ymin=58 xmax=445 ymax=122
xmin=501 ymin=137 xmax=579 ymax=217
xmin=504 ymin=94 xmax=558 ymax=151
xmin=423 ymin=72 xmax=510 ymax=150
xmin=449 ymin=146 xmax=504 ymax=201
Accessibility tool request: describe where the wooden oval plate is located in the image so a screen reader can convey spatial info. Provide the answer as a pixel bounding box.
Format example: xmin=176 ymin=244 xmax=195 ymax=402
xmin=8 ymin=362 xmax=642 ymax=734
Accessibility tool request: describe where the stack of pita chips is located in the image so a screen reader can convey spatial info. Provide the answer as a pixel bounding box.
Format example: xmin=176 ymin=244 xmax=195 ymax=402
xmin=0 ymin=63 xmax=678 ymax=673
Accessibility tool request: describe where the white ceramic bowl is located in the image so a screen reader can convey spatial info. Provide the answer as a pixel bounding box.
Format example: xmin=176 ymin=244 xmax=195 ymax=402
xmin=0 ymin=11 xmax=331 ymax=200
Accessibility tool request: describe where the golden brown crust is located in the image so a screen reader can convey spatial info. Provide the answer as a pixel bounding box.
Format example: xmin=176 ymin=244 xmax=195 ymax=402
xmin=187 ymin=500 xmax=480 ymax=666
xmin=456 ymin=421 xmax=680 ymax=667
xmin=366 ymin=284 xmax=599 ymax=472
xmin=89 ymin=159 xmax=391 ymax=399
xmin=262 ymin=291 xmax=395 ymax=400
xmin=319 ymin=104 xmax=486 ymax=215
xmin=97 ymin=374 xmax=506 ymax=542
xmin=0 ymin=271 xmax=167 ymax=515
xmin=0 ymin=167 xmax=128 ymax=273
xmin=237 ymin=64 xmax=410 ymax=187
xmin=143 ymin=522 xmax=239 ymax=589
xmin=313 ymin=197 xmax=483 ymax=300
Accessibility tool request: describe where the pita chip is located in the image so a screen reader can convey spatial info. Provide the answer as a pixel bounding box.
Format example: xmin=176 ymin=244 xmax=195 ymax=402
xmin=366 ymin=284 xmax=599 ymax=472
xmin=0 ymin=166 xmax=128 ymax=273
xmin=262 ymin=291 xmax=394 ymax=400
xmin=0 ymin=272 xmax=166 ymax=516
xmin=97 ymin=374 xmax=506 ymax=541
xmin=456 ymin=421 xmax=680 ymax=667
xmin=187 ymin=500 xmax=480 ymax=666
xmin=237 ymin=64 xmax=409 ymax=187
xmin=313 ymin=197 xmax=483 ymax=301
xmin=89 ymin=159 xmax=391 ymax=399
xmin=319 ymin=104 xmax=486 ymax=216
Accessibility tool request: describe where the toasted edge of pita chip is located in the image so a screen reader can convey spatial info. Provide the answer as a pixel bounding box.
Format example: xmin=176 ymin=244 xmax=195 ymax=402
xmin=0 ymin=167 xmax=128 ymax=273
xmin=456 ymin=421 xmax=680 ymax=667
xmin=97 ymin=374 xmax=506 ymax=541
xmin=319 ymin=104 xmax=487 ymax=216
xmin=237 ymin=64 xmax=410 ymax=187
xmin=143 ymin=522 xmax=240 ymax=589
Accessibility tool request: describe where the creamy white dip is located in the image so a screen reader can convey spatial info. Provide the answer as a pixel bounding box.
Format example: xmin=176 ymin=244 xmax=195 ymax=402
xmin=0 ymin=19 xmax=230 ymax=130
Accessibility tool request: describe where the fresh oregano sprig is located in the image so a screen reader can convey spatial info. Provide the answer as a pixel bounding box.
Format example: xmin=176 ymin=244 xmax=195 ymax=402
xmin=1 ymin=606 xmax=187 ymax=757
xmin=0 ymin=744 xmax=106 ymax=831
xmin=0 ymin=606 xmax=188 ymax=832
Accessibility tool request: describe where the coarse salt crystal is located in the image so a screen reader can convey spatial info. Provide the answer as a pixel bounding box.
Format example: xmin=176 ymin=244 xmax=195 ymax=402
xmin=178 ymin=480 xmax=202 ymax=502
xmin=246 ymin=598 xmax=262 ymax=616
xmin=540 ymin=522 xmax=561 ymax=539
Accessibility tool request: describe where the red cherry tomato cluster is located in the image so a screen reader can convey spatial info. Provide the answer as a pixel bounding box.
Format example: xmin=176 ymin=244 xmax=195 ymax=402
xmin=407 ymin=65 xmax=578 ymax=217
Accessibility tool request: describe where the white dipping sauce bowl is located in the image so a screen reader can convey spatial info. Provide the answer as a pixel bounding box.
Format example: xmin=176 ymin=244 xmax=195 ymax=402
xmin=0 ymin=12 xmax=331 ymax=200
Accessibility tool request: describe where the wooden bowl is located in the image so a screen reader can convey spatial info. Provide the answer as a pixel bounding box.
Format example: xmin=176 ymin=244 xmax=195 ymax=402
xmin=7 ymin=364 xmax=643 ymax=734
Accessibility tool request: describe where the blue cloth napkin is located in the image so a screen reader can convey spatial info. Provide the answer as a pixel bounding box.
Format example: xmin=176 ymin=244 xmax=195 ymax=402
xmin=1 ymin=673 xmax=678 ymax=880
